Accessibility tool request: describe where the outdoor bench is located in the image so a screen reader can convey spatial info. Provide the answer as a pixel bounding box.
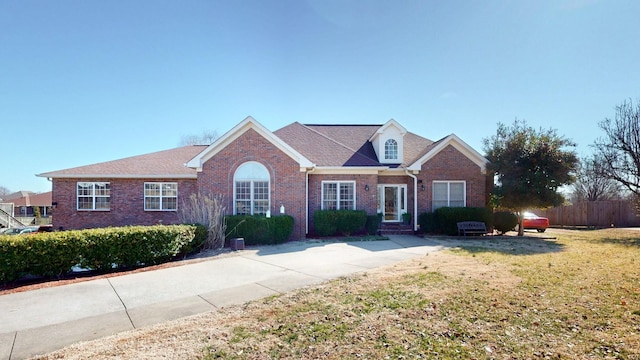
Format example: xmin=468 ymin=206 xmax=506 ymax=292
xmin=457 ymin=221 xmax=488 ymax=237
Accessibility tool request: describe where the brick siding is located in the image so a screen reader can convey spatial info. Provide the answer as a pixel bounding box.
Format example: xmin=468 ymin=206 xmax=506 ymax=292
xmin=197 ymin=129 xmax=307 ymax=240
xmin=417 ymin=145 xmax=488 ymax=213
xmin=51 ymin=136 xmax=488 ymax=240
xmin=51 ymin=178 xmax=198 ymax=230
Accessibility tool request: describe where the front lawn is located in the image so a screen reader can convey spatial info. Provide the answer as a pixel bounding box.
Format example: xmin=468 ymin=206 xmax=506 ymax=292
xmin=35 ymin=229 xmax=640 ymax=359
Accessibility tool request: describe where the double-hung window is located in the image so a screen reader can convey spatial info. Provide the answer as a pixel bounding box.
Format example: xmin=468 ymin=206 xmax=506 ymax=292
xmin=77 ymin=182 xmax=110 ymax=210
xmin=144 ymin=182 xmax=178 ymax=211
xmin=432 ymin=181 xmax=465 ymax=210
xmin=322 ymin=181 xmax=355 ymax=210
xmin=234 ymin=162 xmax=270 ymax=215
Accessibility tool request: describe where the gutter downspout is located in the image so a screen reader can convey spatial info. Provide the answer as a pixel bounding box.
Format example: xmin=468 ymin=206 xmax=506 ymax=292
xmin=404 ymin=168 xmax=418 ymax=232
xmin=305 ymin=167 xmax=315 ymax=235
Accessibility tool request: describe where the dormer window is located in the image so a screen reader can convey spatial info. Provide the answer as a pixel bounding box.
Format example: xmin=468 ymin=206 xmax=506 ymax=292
xmin=385 ymin=139 xmax=398 ymax=160
xmin=369 ymin=119 xmax=407 ymax=164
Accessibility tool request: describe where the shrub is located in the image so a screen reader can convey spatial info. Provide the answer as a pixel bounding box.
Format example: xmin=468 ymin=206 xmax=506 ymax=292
xmin=79 ymin=225 xmax=196 ymax=271
xmin=0 ymin=231 xmax=84 ymax=282
xmin=365 ymin=214 xmax=383 ymax=235
xmin=418 ymin=207 xmax=493 ymax=235
xmin=336 ymin=210 xmax=367 ymax=236
xmin=225 ymin=215 xmax=294 ymax=246
xmin=493 ymin=211 xmax=518 ymax=234
xmin=418 ymin=212 xmax=437 ymax=234
xmin=180 ymin=223 xmax=209 ymax=255
xmin=313 ymin=210 xmax=339 ymax=237
xmin=0 ymin=224 xmax=200 ymax=283
xmin=313 ymin=210 xmax=367 ymax=237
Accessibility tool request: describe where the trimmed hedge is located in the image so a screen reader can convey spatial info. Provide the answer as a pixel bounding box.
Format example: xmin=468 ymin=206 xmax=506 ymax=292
xmin=0 ymin=230 xmax=84 ymax=282
xmin=225 ymin=215 xmax=294 ymax=246
xmin=365 ymin=214 xmax=383 ymax=235
xmin=493 ymin=211 xmax=518 ymax=234
xmin=78 ymin=225 xmax=196 ymax=271
xmin=180 ymin=223 xmax=209 ymax=255
xmin=313 ymin=210 xmax=367 ymax=237
xmin=0 ymin=224 xmax=199 ymax=283
xmin=419 ymin=207 xmax=493 ymax=236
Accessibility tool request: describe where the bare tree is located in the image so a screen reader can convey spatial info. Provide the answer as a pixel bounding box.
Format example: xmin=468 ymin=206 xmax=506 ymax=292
xmin=593 ymin=98 xmax=640 ymax=205
xmin=571 ymin=155 xmax=624 ymax=201
xmin=179 ymin=130 xmax=218 ymax=146
xmin=0 ymin=186 xmax=10 ymax=202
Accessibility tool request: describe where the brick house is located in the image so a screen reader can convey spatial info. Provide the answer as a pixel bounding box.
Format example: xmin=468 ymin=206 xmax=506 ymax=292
xmin=38 ymin=117 xmax=490 ymax=239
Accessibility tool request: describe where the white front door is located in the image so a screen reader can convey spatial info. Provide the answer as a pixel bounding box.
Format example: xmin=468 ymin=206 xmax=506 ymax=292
xmin=378 ymin=185 xmax=407 ymax=222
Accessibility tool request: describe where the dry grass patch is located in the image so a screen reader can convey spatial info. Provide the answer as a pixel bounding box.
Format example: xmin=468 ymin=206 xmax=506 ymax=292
xmin=33 ymin=229 xmax=640 ymax=359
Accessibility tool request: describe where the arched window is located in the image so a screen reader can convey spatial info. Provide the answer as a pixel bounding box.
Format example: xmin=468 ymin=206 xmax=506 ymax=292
xmin=234 ymin=162 xmax=270 ymax=215
xmin=384 ymin=139 xmax=398 ymax=160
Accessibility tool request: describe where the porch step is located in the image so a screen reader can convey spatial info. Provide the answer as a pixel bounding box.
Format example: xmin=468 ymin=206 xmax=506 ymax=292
xmin=379 ymin=222 xmax=414 ymax=235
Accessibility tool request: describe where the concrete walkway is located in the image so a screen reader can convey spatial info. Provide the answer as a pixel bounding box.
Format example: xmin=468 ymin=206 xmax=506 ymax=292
xmin=0 ymin=235 xmax=446 ymax=360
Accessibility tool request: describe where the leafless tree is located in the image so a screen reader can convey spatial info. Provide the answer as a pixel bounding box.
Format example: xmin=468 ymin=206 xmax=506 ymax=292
xmin=593 ymin=98 xmax=640 ymax=209
xmin=179 ymin=130 xmax=218 ymax=146
xmin=571 ymin=155 xmax=624 ymax=201
xmin=0 ymin=186 xmax=10 ymax=201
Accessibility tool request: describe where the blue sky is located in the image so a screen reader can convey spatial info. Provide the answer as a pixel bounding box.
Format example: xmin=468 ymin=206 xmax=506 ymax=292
xmin=2 ymin=0 xmax=639 ymax=193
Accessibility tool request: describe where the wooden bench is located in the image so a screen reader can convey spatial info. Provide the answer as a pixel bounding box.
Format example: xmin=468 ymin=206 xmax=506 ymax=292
xmin=457 ymin=221 xmax=488 ymax=237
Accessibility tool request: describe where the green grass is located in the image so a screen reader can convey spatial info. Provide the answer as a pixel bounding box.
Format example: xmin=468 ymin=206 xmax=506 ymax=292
xmin=199 ymin=229 xmax=640 ymax=359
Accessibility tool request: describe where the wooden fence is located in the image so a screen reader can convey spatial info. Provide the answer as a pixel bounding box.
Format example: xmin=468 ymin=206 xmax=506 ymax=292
xmin=538 ymin=200 xmax=640 ymax=228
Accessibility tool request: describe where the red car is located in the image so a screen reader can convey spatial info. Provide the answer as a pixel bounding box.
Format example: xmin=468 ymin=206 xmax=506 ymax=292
xmin=522 ymin=212 xmax=549 ymax=233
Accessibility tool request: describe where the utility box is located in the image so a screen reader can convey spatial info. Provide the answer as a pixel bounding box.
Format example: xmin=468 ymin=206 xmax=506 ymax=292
xmin=230 ymin=238 xmax=245 ymax=251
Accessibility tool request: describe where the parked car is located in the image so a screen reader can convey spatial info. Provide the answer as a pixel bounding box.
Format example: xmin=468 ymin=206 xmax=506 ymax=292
xmin=18 ymin=226 xmax=39 ymax=234
xmin=35 ymin=224 xmax=54 ymax=233
xmin=2 ymin=227 xmax=26 ymax=235
xmin=0 ymin=225 xmax=54 ymax=235
xmin=522 ymin=212 xmax=549 ymax=233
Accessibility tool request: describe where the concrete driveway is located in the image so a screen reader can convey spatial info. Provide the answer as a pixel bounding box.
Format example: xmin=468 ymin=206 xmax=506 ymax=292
xmin=0 ymin=235 xmax=446 ymax=360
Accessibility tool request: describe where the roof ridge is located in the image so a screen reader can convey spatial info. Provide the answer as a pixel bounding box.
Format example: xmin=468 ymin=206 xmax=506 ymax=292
xmin=297 ymin=123 xmax=365 ymax=154
xmin=303 ymin=123 xmax=382 ymax=127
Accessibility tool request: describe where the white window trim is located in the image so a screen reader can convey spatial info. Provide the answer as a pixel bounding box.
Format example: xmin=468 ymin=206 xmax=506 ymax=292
xmin=432 ymin=180 xmax=466 ymax=209
xmin=321 ymin=180 xmax=357 ymax=210
xmin=384 ymin=139 xmax=398 ymax=161
xmin=233 ymin=161 xmax=271 ymax=215
xmin=76 ymin=182 xmax=111 ymax=211
xmin=144 ymin=182 xmax=178 ymax=211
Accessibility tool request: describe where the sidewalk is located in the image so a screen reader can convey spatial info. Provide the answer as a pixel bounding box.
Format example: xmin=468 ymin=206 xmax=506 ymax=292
xmin=0 ymin=235 xmax=446 ymax=360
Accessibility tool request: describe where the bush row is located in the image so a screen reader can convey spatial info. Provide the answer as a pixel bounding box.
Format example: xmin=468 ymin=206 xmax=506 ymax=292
xmin=419 ymin=207 xmax=495 ymax=236
xmin=225 ymin=215 xmax=294 ymax=246
xmin=0 ymin=225 xmax=199 ymax=283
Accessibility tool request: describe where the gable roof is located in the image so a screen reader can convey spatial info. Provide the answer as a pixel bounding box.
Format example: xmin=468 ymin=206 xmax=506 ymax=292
xmin=9 ymin=191 xmax=52 ymax=207
xmin=274 ymin=122 xmax=434 ymax=167
xmin=186 ymin=116 xmax=314 ymax=170
xmin=36 ymin=118 xmax=487 ymax=180
xmin=2 ymin=191 xmax=36 ymax=201
xmin=37 ymin=146 xmax=207 ymax=179
xmin=274 ymin=123 xmax=382 ymax=167
xmin=368 ymin=118 xmax=407 ymax=142
xmin=407 ymin=134 xmax=488 ymax=173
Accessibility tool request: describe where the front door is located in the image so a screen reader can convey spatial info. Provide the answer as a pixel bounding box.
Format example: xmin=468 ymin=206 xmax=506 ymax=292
xmin=378 ymin=185 xmax=407 ymax=222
